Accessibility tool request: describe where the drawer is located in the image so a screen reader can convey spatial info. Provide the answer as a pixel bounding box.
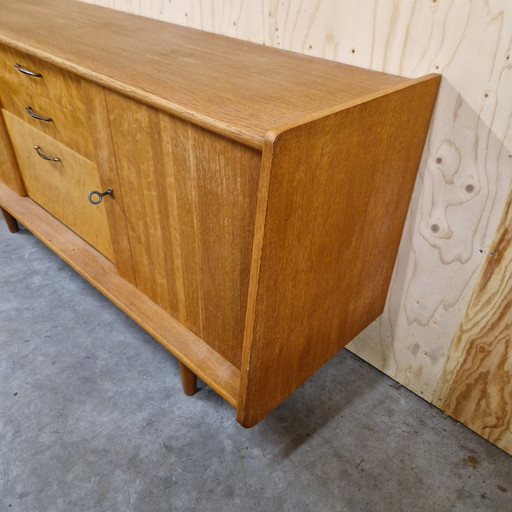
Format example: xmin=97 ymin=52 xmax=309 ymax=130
xmin=0 ymin=80 xmax=94 ymax=161
xmin=2 ymin=109 xmax=114 ymax=261
xmin=0 ymin=44 xmax=86 ymax=115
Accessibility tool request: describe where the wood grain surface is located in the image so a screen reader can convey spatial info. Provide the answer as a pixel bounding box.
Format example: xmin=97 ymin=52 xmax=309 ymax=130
xmin=83 ymin=0 xmax=512 ymax=447
xmin=82 ymin=81 xmax=136 ymax=283
xmin=101 ymin=90 xmax=261 ymax=369
xmin=0 ymin=43 xmax=87 ymax=115
xmin=0 ymin=79 xmax=94 ymax=161
xmin=3 ymin=109 xmax=114 ymax=261
xmin=434 ymin=195 xmax=512 ymax=454
xmin=238 ymin=76 xmax=440 ymax=427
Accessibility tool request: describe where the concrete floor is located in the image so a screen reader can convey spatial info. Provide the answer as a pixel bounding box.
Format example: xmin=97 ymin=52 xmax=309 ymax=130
xmin=0 ymin=220 xmax=511 ymax=512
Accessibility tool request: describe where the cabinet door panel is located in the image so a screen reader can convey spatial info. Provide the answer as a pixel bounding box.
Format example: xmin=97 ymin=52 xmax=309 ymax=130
xmin=104 ymin=91 xmax=261 ymax=368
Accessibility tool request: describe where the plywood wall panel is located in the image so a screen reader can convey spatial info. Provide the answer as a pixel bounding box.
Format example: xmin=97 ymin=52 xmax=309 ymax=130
xmin=434 ymin=195 xmax=512 ymax=454
xmin=79 ymin=0 xmax=512 ymax=450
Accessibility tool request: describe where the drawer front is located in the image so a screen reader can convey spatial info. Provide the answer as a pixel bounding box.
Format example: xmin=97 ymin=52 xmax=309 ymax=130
xmin=2 ymin=110 xmax=114 ymax=261
xmin=0 ymin=81 xmax=94 ymax=161
xmin=0 ymin=45 xmax=86 ymax=115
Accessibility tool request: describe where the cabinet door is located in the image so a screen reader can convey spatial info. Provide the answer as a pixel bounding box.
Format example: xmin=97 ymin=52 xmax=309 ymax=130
xmin=93 ymin=90 xmax=261 ymax=369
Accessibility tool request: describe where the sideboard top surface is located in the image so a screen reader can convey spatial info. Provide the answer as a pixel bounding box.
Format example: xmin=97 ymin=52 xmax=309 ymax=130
xmin=0 ymin=0 xmax=412 ymax=148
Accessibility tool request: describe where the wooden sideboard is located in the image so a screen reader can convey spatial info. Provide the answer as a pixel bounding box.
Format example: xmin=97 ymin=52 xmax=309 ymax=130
xmin=0 ymin=0 xmax=440 ymax=427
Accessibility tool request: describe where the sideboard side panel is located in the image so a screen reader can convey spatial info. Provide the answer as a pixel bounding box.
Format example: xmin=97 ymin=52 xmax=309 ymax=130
xmin=238 ymin=76 xmax=440 ymax=426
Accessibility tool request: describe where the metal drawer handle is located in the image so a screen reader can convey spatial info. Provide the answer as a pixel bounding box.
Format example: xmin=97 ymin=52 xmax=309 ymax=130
xmin=14 ymin=63 xmax=42 ymax=77
xmin=88 ymin=188 xmax=113 ymax=205
xmin=34 ymin=145 xmax=60 ymax=162
xmin=26 ymin=106 xmax=53 ymax=122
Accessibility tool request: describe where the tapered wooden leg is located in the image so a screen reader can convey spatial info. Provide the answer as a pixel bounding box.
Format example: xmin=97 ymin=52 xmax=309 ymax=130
xmin=179 ymin=362 xmax=197 ymax=396
xmin=1 ymin=207 xmax=19 ymax=233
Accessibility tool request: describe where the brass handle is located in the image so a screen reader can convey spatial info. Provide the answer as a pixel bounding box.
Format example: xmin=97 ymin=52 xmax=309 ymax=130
xmin=88 ymin=188 xmax=113 ymax=205
xmin=34 ymin=145 xmax=60 ymax=162
xmin=26 ymin=106 xmax=53 ymax=122
xmin=14 ymin=63 xmax=42 ymax=77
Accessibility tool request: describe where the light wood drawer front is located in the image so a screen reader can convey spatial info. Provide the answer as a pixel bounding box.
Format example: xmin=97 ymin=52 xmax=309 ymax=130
xmin=0 ymin=80 xmax=94 ymax=161
xmin=2 ymin=110 xmax=114 ymax=261
xmin=0 ymin=45 xmax=86 ymax=115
